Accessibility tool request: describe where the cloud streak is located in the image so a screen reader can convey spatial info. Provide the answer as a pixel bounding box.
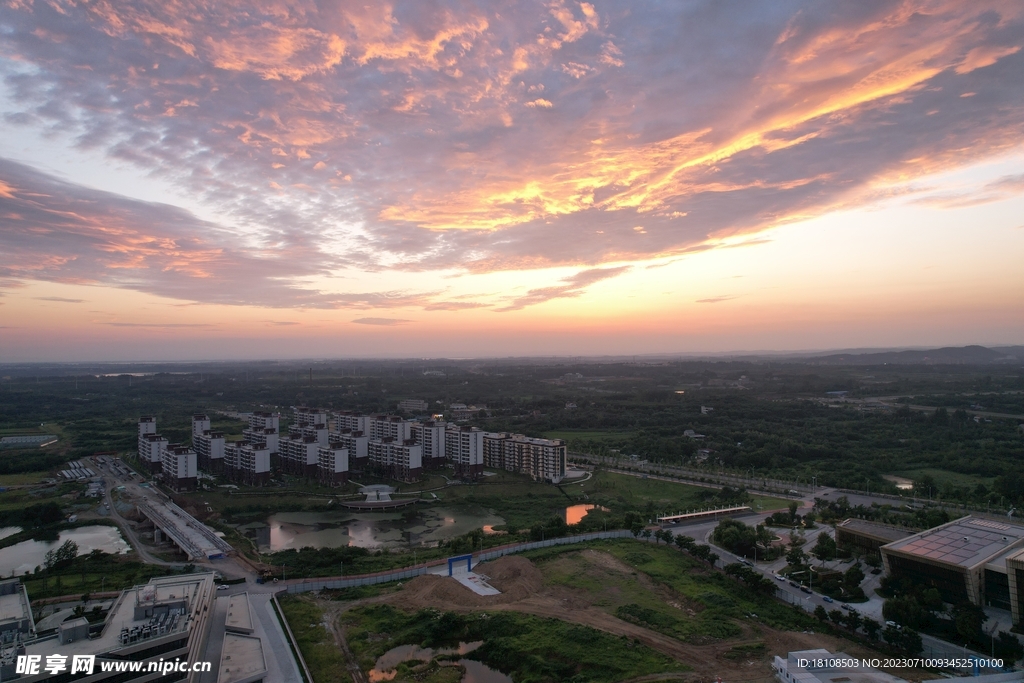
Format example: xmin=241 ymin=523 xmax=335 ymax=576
xmin=496 ymin=266 xmax=631 ymax=311
xmin=0 ymin=0 xmax=1023 ymax=305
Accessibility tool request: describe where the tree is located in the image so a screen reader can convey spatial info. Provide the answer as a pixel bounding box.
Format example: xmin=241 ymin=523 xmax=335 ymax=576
xmin=844 ymin=564 xmax=865 ymax=591
xmin=788 ymin=501 xmax=800 ymax=524
xmin=862 ymin=617 xmax=881 ymax=640
xmin=828 ymin=609 xmax=844 ymax=625
xmin=641 ymin=529 xmax=652 ymax=541
xmin=755 ymin=524 xmax=774 ymax=556
xmin=882 ymin=625 xmax=902 ymax=646
xmin=902 ymin=629 xmax=923 ymax=655
xmin=994 ymin=631 xmax=1024 ymax=664
xmin=951 ymin=601 xmax=987 ymax=643
xmin=842 ymin=610 xmax=862 ymax=633
xmin=814 ymin=605 xmax=828 ymax=622
xmin=675 ymin=535 xmax=695 ymax=550
xmin=786 ymin=542 xmax=808 ymax=568
xmin=661 ymin=529 xmax=674 ymax=546
xmin=811 ymin=533 xmax=837 ymax=565
xmin=713 ymin=519 xmax=757 ymax=557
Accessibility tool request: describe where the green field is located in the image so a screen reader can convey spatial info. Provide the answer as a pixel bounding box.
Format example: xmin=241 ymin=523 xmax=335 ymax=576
xmin=342 ymin=603 xmax=679 ymax=683
xmin=277 ymin=596 xmax=352 ymax=683
xmin=543 ymin=429 xmax=629 ymax=442
xmin=525 ymin=538 xmax=816 ymax=634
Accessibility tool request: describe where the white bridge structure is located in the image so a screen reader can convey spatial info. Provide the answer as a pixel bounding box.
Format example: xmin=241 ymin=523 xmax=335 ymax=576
xmin=137 ymin=499 xmax=233 ymax=560
xmin=657 ymin=505 xmax=752 ymax=524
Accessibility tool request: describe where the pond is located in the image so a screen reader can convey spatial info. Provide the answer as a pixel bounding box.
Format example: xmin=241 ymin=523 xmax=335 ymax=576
xmin=369 ymin=641 xmax=512 ymax=683
xmin=254 ymin=506 xmax=505 ymax=552
xmin=0 ymin=525 xmax=131 ymax=576
xmin=564 ymin=504 xmax=609 ymax=525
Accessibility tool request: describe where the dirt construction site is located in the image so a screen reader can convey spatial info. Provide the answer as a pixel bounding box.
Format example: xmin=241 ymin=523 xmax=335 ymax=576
xmin=325 ymin=549 xmax=929 ymax=683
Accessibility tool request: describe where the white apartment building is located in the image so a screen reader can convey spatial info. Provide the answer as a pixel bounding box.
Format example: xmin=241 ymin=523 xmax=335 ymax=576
xmin=398 ymin=399 xmax=429 ymax=413
xmin=139 ymin=433 xmax=167 ymax=473
xmin=411 ymin=420 xmax=447 ymax=469
xmin=138 ymin=416 xmax=156 ymax=447
xmin=292 ymin=423 xmax=328 ymax=446
xmin=279 ymin=434 xmax=320 ymax=477
xmin=294 ymin=406 xmax=328 ymax=427
xmin=369 ymin=414 xmax=413 ymax=441
xmin=483 ymin=432 xmax=566 ymax=483
xmin=332 ymin=410 xmax=370 ymax=434
xmin=193 ymin=430 xmax=225 ymax=472
xmin=224 ymin=441 xmax=270 ymax=485
xmin=330 ymin=429 xmax=369 ymax=470
xmin=242 ymin=425 xmax=279 ymax=454
xmin=446 ymin=425 xmax=484 ymax=479
xmin=161 ymin=443 xmax=198 ymax=491
xmin=317 ymin=445 xmax=349 ymax=486
xmin=191 ymin=414 xmax=210 ymax=442
xmin=368 ymin=438 xmax=422 ymax=482
xmin=248 ymin=411 xmax=280 ymax=431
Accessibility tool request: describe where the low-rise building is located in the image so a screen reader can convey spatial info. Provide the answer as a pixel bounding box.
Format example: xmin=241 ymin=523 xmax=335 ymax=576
xmin=836 ymin=518 xmax=913 ymax=560
xmin=398 ymin=399 xmax=429 ymax=413
xmin=881 ymin=516 xmax=1024 ymax=616
xmin=0 ymin=578 xmax=35 ymax=642
xmin=14 ymin=573 xmax=217 ymax=683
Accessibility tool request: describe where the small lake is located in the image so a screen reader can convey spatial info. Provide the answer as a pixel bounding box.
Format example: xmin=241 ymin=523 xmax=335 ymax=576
xmin=565 ymin=504 xmax=609 ymax=525
xmin=369 ymin=641 xmax=512 ymax=683
xmin=254 ymin=506 xmax=505 ymax=552
xmin=0 ymin=525 xmax=131 ymax=576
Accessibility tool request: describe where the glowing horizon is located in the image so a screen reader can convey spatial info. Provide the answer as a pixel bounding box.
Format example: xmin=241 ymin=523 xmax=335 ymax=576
xmin=1 ymin=1 xmax=1023 ymax=361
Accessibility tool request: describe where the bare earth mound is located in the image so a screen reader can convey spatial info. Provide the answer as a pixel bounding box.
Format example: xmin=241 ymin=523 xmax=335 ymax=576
xmin=383 ymin=552 xmax=925 ymax=681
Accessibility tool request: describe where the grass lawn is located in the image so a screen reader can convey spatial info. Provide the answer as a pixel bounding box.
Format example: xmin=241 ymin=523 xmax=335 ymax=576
xmin=525 ymin=539 xmax=817 ymax=635
xmin=895 ymin=468 xmax=996 ymax=488
xmin=0 ymin=471 xmax=53 ymax=486
xmin=22 ymin=555 xmax=176 ymax=600
xmin=277 ymin=595 xmax=351 ymax=683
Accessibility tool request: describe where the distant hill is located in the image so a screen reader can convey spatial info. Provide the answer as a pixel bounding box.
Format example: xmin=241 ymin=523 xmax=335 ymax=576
xmin=803 ymin=345 xmax=1023 ymax=366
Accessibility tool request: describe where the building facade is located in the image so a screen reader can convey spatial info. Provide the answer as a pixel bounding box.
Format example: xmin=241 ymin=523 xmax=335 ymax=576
xmin=446 ymin=426 xmax=484 ymax=479
xmin=161 ymin=444 xmax=198 ymax=491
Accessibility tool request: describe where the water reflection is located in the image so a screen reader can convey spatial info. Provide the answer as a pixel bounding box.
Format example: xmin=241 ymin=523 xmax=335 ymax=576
xmin=369 ymin=641 xmax=512 ymax=683
xmin=565 ymin=504 xmax=610 ymax=525
xmin=0 ymin=526 xmax=130 ymax=576
xmin=257 ymin=506 xmax=505 ymax=552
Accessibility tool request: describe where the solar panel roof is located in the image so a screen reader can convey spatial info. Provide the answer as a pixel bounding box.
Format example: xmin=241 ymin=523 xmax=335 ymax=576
xmin=884 ymin=517 xmax=1024 ymax=569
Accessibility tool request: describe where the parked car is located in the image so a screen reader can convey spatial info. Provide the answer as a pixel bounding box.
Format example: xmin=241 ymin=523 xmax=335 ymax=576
xmin=822 ymin=596 xmax=833 ymax=603
xmin=775 ymin=574 xmax=785 ymax=581
xmin=840 ymin=603 xmax=852 ymax=610
xmin=800 ymin=586 xmax=811 ymax=593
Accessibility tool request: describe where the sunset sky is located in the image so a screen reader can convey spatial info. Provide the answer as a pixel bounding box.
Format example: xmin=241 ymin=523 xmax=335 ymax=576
xmin=1 ymin=1 xmax=1023 ymax=361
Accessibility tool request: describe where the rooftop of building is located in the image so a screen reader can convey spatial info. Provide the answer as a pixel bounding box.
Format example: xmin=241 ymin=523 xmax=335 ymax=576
xmin=837 ymin=519 xmax=915 ymax=543
xmin=225 ymin=593 xmax=253 ymax=634
xmin=218 ymin=633 xmax=267 ymax=683
xmin=26 ymin=573 xmax=215 ymax=658
xmin=882 ymin=516 xmax=1024 ymax=569
xmin=0 ymin=580 xmax=33 ymax=628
